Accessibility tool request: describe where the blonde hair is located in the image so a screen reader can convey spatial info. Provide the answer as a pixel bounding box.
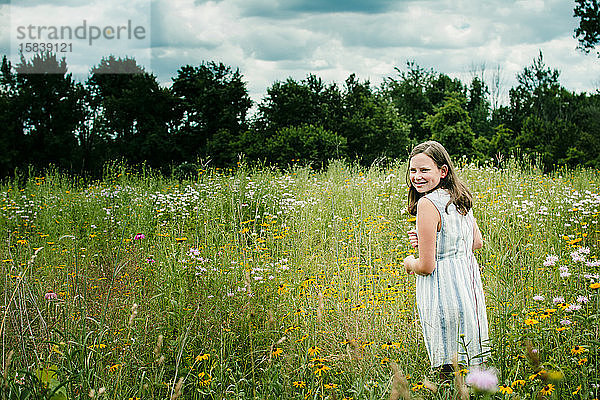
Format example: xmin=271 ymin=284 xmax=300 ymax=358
xmin=406 ymin=141 xmax=473 ymax=216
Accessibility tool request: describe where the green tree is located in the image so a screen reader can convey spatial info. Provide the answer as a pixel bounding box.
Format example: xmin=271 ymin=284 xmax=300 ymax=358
xmin=172 ymin=62 xmax=252 ymax=163
xmin=383 ymin=61 xmax=435 ymax=142
xmin=14 ymin=52 xmax=84 ymax=171
xmin=341 ymin=74 xmax=410 ymax=164
xmin=87 ymin=56 xmax=178 ymax=169
xmin=254 ymin=74 xmax=343 ymax=136
xmin=265 ymin=124 xmax=347 ymax=167
xmin=574 ymin=0 xmax=600 ymax=56
xmin=423 ymin=93 xmax=475 ymax=157
xmin=0 ymin=56 xmax=21 ymax=176
xmin=467 ymin=77 xmax=492 ymax=139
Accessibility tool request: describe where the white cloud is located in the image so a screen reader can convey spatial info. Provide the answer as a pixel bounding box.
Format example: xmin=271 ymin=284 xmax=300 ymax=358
xmin=2 ymin=0 xmax=599 ymax=105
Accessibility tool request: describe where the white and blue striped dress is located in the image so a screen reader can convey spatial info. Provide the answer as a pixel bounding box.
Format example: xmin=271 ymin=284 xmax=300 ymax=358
xmin=416 ymin=189 xmax=490 ymax=368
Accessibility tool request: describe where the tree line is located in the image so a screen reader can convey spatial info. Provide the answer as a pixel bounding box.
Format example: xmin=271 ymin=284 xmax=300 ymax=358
xmin=1 ymin=50 xmax=600 ymax=177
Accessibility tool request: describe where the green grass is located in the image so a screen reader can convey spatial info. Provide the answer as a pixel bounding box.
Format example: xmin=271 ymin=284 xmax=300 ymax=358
xmin=0 ymin=159 xmax=598 ymax=399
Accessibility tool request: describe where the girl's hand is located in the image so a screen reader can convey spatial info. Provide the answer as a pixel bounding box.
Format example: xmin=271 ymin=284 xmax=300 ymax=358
xmin=407 ymin=229 xmax=418 ymax=248
xmin=403 ymin=255 xmax=416 ymax=274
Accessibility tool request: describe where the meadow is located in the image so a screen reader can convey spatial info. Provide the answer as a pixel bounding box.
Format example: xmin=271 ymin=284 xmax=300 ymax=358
xmin=0 ymin=159 xmax=598 ymax=399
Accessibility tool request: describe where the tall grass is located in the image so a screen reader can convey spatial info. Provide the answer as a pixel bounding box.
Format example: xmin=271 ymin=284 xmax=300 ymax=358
xmin=0 ymin=160 xmax=598 ymax=399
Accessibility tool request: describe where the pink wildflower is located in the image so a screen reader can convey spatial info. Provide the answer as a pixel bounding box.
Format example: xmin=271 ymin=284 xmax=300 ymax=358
xmin=465 ymin=367 xmax=498 ymax=393
xmin=134 ymin=233 xmax=145 ymax=240
xmin=44 ymin=291 xmax=58 ymax=300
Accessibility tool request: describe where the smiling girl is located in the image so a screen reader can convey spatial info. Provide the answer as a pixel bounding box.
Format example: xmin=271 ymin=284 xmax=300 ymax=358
xmin=403 ymin=141 xmax=489 ymax=377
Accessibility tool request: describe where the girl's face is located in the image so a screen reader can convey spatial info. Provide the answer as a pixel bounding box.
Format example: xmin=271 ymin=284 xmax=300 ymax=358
xmin=409 ymin=153 xmax=448 ymax=193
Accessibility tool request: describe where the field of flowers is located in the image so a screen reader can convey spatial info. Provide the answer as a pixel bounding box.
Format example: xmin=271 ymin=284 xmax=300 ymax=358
xmin=0 ymin=160 xmax=598 ymax=399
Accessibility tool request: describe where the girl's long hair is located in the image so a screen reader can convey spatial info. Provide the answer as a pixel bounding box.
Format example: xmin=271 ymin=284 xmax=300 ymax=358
xmin=406 ymin=141 xmax=473 ymax=216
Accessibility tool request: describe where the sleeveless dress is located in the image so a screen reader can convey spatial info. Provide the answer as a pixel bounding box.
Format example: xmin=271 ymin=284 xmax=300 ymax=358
xmin=415 ymin=189 xmax=490 ymax=368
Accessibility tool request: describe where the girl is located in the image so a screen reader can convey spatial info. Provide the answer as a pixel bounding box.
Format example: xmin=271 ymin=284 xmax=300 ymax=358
xmin=403 ymin=141 xmax=489 ymax=375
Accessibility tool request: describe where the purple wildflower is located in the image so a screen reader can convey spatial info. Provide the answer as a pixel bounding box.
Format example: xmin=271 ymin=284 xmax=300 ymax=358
xmin=577 ymin=295 xmax=589 ymax=304
xmin=560 ymin=271 xmax=572 ymax=278
xmin=533 ymin=295 xmax=545 ymax=301
xmin=560 ymin=319 xmax=572 ymax=325
xmin=44 ymin=291 xmax=57 ymax=300
xmin=585 ymin=260 xmax=600 ymax=267
xmin=134 ymin=233 xmax=145 ymax=240
xmin=552 ymin=296 xmax=565 ymax=304
xmin=465 ymin=367 xmax=498 ymax=393
xmin=543 ymin=255 xmax=559 ymax=266
xmin=566 ymin=304 xmax=582 ymax=312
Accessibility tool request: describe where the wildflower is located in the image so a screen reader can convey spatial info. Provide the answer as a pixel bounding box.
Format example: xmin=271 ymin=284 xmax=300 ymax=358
xmin=529 ymin=370 xmax=546 ymax=380
xmin=324 ymin=383 xmax=338 ymax=389
xmin=198 ymin=372 xmax=211 ymax=387
xmin=577 ymin=295 xmax=589 ymax=303
xmin=108 ymin=364 xmax=121 ymax=373
xmin=560 ymin=319 xmax=572 ymax=325
xmin=511 ymin=380 xmax=525 ymax=388
xmin=292 ymin=381 xmax=306 ymax=388
xmin=412 ymin=381 xmax=424 ymax=391
xmin=195 ymin=353 xmax=210 ymax=362
xmin=295 ymin=334 xmax=308 ymax=343
xmin=590 ymin=282 xmax=600 ymax=289
xmin=134 ymin=233 xmax=145 ymax=240
xmin=578 ymin=247 xmax=590 ymax=254
xmin=572 ymin=385 xmax=581 ymax=395
xmin=566 ymin=304 xmax=582 ymax=312
xmin=278 ymin=284 xmax=288 ymax=294
xmin=543 ymin=255 xmax=558 ymax=266
xmin=465 ymin=367 xmax=498 ymax=393
xmin=44 ymin=291 xmax=58 ymax=300
xmin=571 ymin=345 xmax=585 ymax=355
xmin=560 ymin=271 xmax=571 ymax=278
xmin=552 ymin=296 xmax=565 ymax=304
xmin=146 ymin=257 xmax=155 ymax=263
xmin=533 ymin=295 xmax=545 ymax=301
xmin=271 ymin=348 xmax=283 ymax=358
xmin=525 ymin=318 xmax=539 ymax=326
xmin=175 ymin=237 xmax=187 ymax=242
xmin=314 ymin=364 xmax=331 ymax=376
xmin=498 ymin=384 xmax=513 ymax=394
xmin=540 ymin=384 xmax=555 ymax=396
xmin=578 ymin=358 xmax=587 ymax=365
xmin=539 ymin=310 xmax=552 ymax=320
xmin=307 ymin=346 xmax=321 ymax=356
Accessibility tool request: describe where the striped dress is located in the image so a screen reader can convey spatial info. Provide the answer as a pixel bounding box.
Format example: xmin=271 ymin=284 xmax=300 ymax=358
xmin=415 ymin=189 xmax=490 ymax=368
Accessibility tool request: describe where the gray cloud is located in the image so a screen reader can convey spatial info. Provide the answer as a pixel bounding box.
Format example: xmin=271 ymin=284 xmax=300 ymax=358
xmin=2 ymin=0 xmax=599 ymax=105
xmin=238 ymin=24 xmax=322 ymax=61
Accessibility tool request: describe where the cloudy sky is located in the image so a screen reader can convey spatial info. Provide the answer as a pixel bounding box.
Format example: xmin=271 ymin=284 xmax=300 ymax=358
xmin=1 ymin=0 xmax=599 ymax=104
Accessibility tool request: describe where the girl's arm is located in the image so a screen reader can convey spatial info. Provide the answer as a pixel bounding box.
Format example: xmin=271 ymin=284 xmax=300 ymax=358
xmin=472 ymin=218 xmax=483 ymax=250
xmin=404 ymin=197 xmax=439 ymax=276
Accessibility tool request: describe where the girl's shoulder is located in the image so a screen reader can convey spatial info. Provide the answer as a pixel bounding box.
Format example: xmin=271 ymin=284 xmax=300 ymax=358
xmin=424 ymin=188 xmax=450 ymax=201
xmin=423 ymin=188 xmax=452 ymax=214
